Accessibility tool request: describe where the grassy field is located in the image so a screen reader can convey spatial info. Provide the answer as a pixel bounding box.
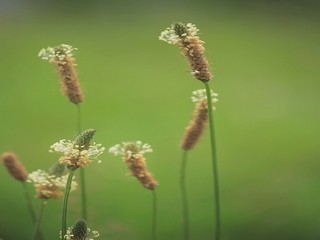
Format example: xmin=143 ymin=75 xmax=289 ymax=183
xmin=0 ymin=1 xmax=320 ymax=240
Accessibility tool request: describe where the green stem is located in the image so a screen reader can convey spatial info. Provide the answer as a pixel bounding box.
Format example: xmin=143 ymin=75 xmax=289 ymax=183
xmin=152 ymin=190 xmax=157 ymax=240
xmin=180 ymin=150 xmax=190 ymax=240
xmin=22 ymin=182 xmax=44 ymax=240
xmin=22 ymin=181 xmax=36 ymax=223
xmin=80 ymin=168 xmax=87 ymax=220
xmin=77 ymin=104 xmax=88 ymax=221
xmin=62 ymin=169 xmax=75 ymax=239
xmin=204 ymin=81 xmax=221 ymax=240
xmin=33 ymin=200 xmax=46 ymax=240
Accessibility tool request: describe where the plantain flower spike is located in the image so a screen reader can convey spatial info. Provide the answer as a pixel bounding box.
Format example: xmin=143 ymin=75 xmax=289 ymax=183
xmin=27 ymin=169 xmax=77 ymax=199
xmin=2 ymin=152 xmax=28 ymax=181
xmin=62 ymin=219 xmax=99 ymax=240
xmin=50 ymin=129 xmax=105 ymax=170
xmin=181 ymin=89 xmax=218 ymax=150
xmin=159 ymin=22 xmax=212 ymax=82
xmin=109 ymin=141 xmax=158 ymax=190
xmin=38 ymin=44 xmax=83 ymax=104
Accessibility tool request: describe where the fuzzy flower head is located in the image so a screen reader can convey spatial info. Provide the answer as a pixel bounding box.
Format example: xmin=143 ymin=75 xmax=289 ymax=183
xmin=160 ymin=22 xmax=212 ymax=82
xmin=28 ymin=169 xmax=77 ymax=199
xmin=109 ymin=141 xmax=157 ymax=190
xmin=38 ymin=44 xmax=77 ymax=64
xmin=109 ymin=141 xmax=153 ymax=159
xmin=61 ymin=219 xmax=99 ymax=240
xmin=38 ymin=43 xmax=83 ymax=104
xmin=50 ymin=129 xmax=105 ymax=170
xmin=2 ymin=152 xmax=28 ymax=182
xmin=191 ymin=89 xmax=219 ymax=109
xmin=159 ymin=22 xmax=199 ymax=44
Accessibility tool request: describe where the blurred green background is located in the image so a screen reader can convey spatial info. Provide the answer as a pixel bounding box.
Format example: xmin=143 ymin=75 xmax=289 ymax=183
xmin=1 ymin=0 xmax=320 ymax=239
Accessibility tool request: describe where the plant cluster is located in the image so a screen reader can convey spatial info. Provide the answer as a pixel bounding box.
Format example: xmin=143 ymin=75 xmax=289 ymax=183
xmin=2 ymin=22 xmax=220 ymax=240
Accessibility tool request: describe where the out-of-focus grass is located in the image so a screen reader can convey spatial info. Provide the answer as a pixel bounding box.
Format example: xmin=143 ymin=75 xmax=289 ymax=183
xmin=0 ymin=1 xmax=319 ymax=240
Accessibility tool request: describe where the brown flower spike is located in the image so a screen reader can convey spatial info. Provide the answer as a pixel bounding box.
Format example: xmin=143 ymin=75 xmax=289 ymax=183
xmin=159 ymin=22 xmax=212 ymax=82
xmin=2 ymin=152 xmax=28 ymax=181
xmin=109 ymin=141 xmax=158 ymax=190
xmin=38 ymin=44 xmax=83 ymax=104
xmin=181 ymin=89 xmax=218 ymax=150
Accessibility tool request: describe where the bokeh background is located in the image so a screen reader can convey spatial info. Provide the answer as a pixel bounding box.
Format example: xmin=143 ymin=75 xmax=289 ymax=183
xmin=1 ymin=0 xmax=319 ymax=239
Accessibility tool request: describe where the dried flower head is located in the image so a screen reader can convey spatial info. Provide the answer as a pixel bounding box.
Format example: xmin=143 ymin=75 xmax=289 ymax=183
xmin=109 ymin=141 xmax=158 ymax=190
xmin=50 ymin=129 xmax=105 ymax=170
xmin=28 ymin=169 xmax=77 ymax=199
xmin=2 ymin=152 xmax=28 ymax=181
xmin=61 ymin=219 xmax=99 ymax=240
xmin=181 ymin=89 xmax=218 ymax=150
xmin=159 ymin=22 xmax=212 ymax=82
xmin=38 ymin=44 xmax=83 ymax=104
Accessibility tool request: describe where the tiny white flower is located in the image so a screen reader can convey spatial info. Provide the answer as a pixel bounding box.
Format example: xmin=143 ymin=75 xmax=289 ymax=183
xmin=28 ymin=169 xmax=77 ymax=199
xmin=50 ymin=139 xmax=105 ymax=168
xmin=109 ymin=141 xmax=153 ymax=158
xmin=159 ymin=28 xmax=179 ymax=44
xmin=186 ymin=23 xmax=200 ymax=36
xmin=191 ymin=89 xmax=219 ymax=110
xmin=38 ymin=44 xmax=77 ymax=63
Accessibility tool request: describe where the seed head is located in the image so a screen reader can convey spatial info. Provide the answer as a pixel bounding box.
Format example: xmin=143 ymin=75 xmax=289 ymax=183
xmin=28 ymin=169 xmax=77 ymax=199
xmin=2 ymin=152 xmax=28 ymax=181
xmin=62 ymin=219 xmax=100 ymax=240
xmin=109 ymin=141 xmax=158 ymax=190
xmin=50 ymin=129 xmax=105 ymax=170
xmin=38 ymin=44 xmax=83 ymax=104
xmin=159 ymin=22 xmax=212 ymax=82
xmin=181 ymin=89 xmax=218 ymax=150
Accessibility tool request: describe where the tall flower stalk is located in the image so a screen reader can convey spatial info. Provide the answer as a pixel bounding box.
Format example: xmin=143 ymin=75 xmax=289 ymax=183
xmin=27 ymin=167 xmax=77 ymax=240
xmin=179 ymin=89 xmax=218 ymax=240
xmin=39 ymin=44 xmax=88 ymax=220
xmin=1 ymin=152 xmax=43 ymax=240
xmin=160 ymin=22 xmax=221 ymax=240
xmin=50 ymin=129 xmax=105 ymax=239
xmin=109 ymin=141 xmax=158 ymax=240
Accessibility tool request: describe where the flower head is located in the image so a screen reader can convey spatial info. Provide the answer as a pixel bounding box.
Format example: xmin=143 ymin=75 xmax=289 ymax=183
xmin=28 ymin=169 xmax=77 ymax=199
xmin=109 ymin=141 xmax=153 ymax=158
xmin=38 ymin=44 xmax=77 ymax=64
xmin=50 ymin=129 xmax=105 ymax=170
xmin=159 ymin=22 xmax=199 ymax=44
xmin=159 ymin=22 xmax=212 ymax=82
xmin=61 ymin=219 xmax=99 ymax=240
xmin=1 ymin=152 xmax=28 ymax=181
xmin=181 ymin=89 xmax=218 ymax=150
xmin=38 ymin=44 xmax=83 ymax=104
xmin=109 ymin=141 xmax=157 ymax=190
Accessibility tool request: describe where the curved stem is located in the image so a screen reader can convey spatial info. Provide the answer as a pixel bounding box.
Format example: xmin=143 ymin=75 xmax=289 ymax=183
xmin=77 ymin=104 xmax=88 ymax=220
xmin=62 ymin=169 xmax=75 ymax=239
xmin=33 ymin=200 xmax=46 ymax=240
xmin=152 ymin=190 xmax=157 ymax=240
xmin=180 ymin=149 xmax=190 ymax=240
xmin=204 ymin=81 xmax=221 ymax=240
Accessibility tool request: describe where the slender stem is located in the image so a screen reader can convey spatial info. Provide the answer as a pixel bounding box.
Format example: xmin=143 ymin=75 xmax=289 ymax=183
xmin=180 ymin=149 xmax=190 ymax=240
xmin=77 ymin=104 xmax=82 ymax=134
xmin=77 ymin=104 xmax=88 ymax=221
xmin=152 ymin=190 xmax=157 ymax=240
xmin=80 ymin=168 xmax=87 ymax=220
xmin=204 ymin=81 xmax=221 ymax=240
xmin=21 ymin=181 xmax=36 ymax=223
xmin=62 ymin=169 xmax=75 ymax=239
xmin=33 ymin=200 xmax=46 ymax=240
xmin=22 ymin=182 xmax=44 ymax=240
